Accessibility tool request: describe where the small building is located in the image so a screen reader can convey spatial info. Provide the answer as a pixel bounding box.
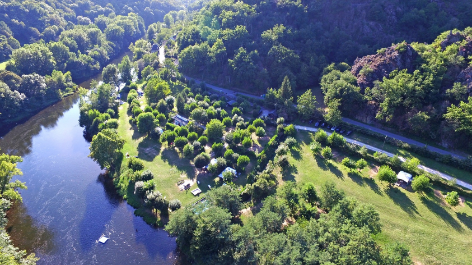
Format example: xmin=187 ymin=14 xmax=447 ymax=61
xmin=260 ymin=109 xmax=277 ymax=119
xmin=218 ymin=167 xmax=237 ymax=179
xmin=397 ymin=171 xmax=413 ymax=184
xmin=174 ymin=114 xmax=189 ymax=126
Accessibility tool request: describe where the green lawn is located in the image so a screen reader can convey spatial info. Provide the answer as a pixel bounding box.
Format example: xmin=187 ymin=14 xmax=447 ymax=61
xmin=291 ymin=131 xmax=472 ymax=265
xmin=350 ymin=132 xmax=472 ymax=184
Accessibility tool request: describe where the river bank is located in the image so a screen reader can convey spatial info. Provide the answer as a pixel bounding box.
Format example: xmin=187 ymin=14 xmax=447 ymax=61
xmin=1 ymin=50 xmax=180 ymax=264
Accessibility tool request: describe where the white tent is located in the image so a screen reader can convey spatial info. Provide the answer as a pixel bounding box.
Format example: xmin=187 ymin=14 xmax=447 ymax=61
xmin=397 ymin=171 xmax=413 ymax=183
xmin=218 ymin=167 xmax=237 ymax=179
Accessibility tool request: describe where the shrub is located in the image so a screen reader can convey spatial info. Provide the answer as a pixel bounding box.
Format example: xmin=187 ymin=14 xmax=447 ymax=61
xmin=198 ymin=136 xmax=208 ymax=145
xmin=187 ymin=132 xmax=198 ymax=141
xmin=232 ymin=107 xmax=242 ymax=116
xmin=169 ymin=199 xmax=182 ymax=211
xmin=256 ymin=127 xmax=266 ymax=137
xmin=174 ymin=136 xmax=188 ymax=148
xmin=183 ymin=143 xmax=194 ymax=157
xmin=194 ymin=152 xmax=210 ymax=168
xmin=252 ymin=118 xmax=266 ymax=128
xmin=206 ymin=119 xmax=225 ymax=141
xmin=275 ymin=143 xmax=289 ymax=156
xmin=222 ymin=117 xmax=232 ymax=127
xmin=411 ymin=175 xmax=431 ymax=192
xmin=377 ymin=165 xmax=396 ymax=185
xmin=327 ymin=132 xmax=345 ymax=147
xmin=237 ymin=155 xmax=250 ymax=170
xmin=321 ymin=146 xmax=333 ymax=160
xmin=285 ymin=137 xmax=297 ymax=148
xmin=144 ymin=106 xmax=153 ymax=112
xmin=301 ymin=182 xmax=318 ymax=204
xmin=247 ymin=125 xmax=256 ymax=133
xmin=193 ymin=141 xmax=202 ymax=152
xmin=390 ymin=155 xmax=402 ymax=168
xmin=284 ymin=124 xmax=296 ymax=137
xmin=314 ymin=130 xmax=328 ymax=144
xmin=222 ymin=170 xmax=235 ymax=183
xmin=224 ymin=149 xmax=234 ymax=161
xmin=175 ymin=126 xmax=189 ymax=137
xmin=128 ymin=157 xmax=144 ymax=171
xmin=133 ymin=107 xmax=143 ymax=117
xmin=134 ymin=181 xmax=145 ymax=196
xmin=242 ymin=137 xmax=252 ymax=148
xmin=341 ymin=158 xmax=355 ymax=170
xmin=356 ymin=158 xmax=368 ymax=171
xmin=277 ymin=155 xmax=290 ymax=170
xmin=277 ymin=117 xmax=285 ymax=125
xmin=137 ymin=112 xmax=155 ymax=134
xmin=105 ymin=119 xmax=119 ymax=129
xmin=166 ymin=123 xmax=176 ymax=131
xmin=310 ymin=141 xmax=322 ymax=155
xmin=445 ymin=191 xmax=460 ymax=206
xmin=140 ymin=169 xmax=154 ymax=181
xmin=212 ymin=142 xmax=224 ymax=156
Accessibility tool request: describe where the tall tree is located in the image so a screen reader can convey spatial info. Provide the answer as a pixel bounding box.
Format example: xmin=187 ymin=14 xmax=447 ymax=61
xmin=118 ymin=55 xmax=133 ymax=85
xmin=297 ymin=89 xmax=317 ymax=120
xmin=89 ymin=129 xmax=125 ymax=170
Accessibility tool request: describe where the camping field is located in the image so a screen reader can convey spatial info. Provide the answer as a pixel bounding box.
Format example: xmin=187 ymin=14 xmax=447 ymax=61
xmin=289 ymin=131 xmax=472 ymax=265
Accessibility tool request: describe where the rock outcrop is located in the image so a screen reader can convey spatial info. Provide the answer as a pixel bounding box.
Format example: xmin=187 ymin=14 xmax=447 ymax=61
xmin=350 ymin=43 xmax=418 ymax=90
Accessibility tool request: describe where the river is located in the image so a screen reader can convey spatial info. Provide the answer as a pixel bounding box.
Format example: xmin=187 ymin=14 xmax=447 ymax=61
xmin=0 ymin=52 xmax=179 ymax=265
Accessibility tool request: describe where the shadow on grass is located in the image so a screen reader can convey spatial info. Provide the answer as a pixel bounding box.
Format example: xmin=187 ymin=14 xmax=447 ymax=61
xmin=161 ymin=148 xmax=196 ymax=180
xmin=282 ymin=165 xmax=298 ymax=182
xmin=314 ymin=156 xmax=329 ymax=171
xmin=346 ymin=171 xmax=382 ymax=195
xmin=137 ymin=137 xmax=162 ymax=161
xmin=290 ymin=147 xmax=302 ymax=161
xmin=327 ymin=162 xmax=343 ymax=179
xmin=420 ymin=194 xmax=463 ymax=231
xmin=456 ymin=212 xmax=472 ymax=230
xmin=385 ymin=187 xmax=418 ymax=217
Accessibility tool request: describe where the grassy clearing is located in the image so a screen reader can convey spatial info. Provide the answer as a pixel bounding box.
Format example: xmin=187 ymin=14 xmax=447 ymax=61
xmin=291 ymin=131 xmax=472 ymax=265
xmin=350 ymin=132 xmax=472 ymax=184
xmin=0 ymin=61 xmax=7 ymax=70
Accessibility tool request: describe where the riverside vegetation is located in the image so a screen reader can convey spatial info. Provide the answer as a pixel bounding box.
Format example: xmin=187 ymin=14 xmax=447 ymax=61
xmin=3 ymin=0 xmax=472 ymax=264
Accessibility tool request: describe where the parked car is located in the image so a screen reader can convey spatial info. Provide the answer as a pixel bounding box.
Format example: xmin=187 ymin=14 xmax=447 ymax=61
xmin=331 ymin=126 xmax=336 ymax=131
xmin=309 ymin=120 xmax=313 ymax=124
xmin=315 ymin=121 xmax=320 ymax=127
xmin=346 ymin=130 xmax=352 ymax=136
xmin=340 ymin=129 xmax=345 ymax=134
xmin=321 ymin=122 xmax=326 ymax=127
xmin=327 ymin=124 xmax=332 ymax=129
xmin=335 ymin=127 xmax=341 ymax=132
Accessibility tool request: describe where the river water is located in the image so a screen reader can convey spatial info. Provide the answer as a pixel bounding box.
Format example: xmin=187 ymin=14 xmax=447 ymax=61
xmin=0 ymin=53 xmax=179 ymax=264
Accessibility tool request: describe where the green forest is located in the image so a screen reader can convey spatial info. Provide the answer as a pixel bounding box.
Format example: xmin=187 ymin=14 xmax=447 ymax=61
xmin=2 ymin=0 xmax=472 ymax=264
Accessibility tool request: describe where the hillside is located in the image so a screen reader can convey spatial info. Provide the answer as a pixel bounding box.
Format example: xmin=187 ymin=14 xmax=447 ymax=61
xmin=174 ymin=0 xmax=472 ymax=92
xmin=321 ymin=29 xmax=472 ymax=150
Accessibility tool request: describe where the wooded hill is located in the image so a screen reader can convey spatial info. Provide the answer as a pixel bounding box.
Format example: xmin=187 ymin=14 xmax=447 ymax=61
xmin=176 ymin=0 xmax=472 ymax=92
xmin=321 ymin=29 xmax=472 ymax=150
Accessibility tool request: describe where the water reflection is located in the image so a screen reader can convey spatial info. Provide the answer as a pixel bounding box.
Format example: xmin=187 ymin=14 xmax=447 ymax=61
xmin=6 ymin=202 xmax=56 ymax=255
xmin=0 ymin=94 xmax=78 ymax=156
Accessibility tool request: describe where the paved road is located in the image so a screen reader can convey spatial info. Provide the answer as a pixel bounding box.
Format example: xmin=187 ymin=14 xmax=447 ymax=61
xmin=294 ymin=125 xmax=472 ymax=191
xmin=343 ymin=118 xmax=465 ymax=159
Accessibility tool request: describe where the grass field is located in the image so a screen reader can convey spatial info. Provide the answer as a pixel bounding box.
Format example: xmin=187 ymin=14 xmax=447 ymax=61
xmin=350 ymin=132 xmax=472 ymax=184
xmin=290 ymin=131 xmax=472 ymax=265
xmin=0 ymin=60 xmax=8 ymax=70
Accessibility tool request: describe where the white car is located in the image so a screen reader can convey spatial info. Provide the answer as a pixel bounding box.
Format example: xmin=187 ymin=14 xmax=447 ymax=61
xmin=331 ymin=126 xmax=336 ymax=131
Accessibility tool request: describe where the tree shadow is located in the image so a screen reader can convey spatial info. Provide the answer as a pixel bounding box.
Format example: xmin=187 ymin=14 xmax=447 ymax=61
xmin=290 ymin=147 xmax=302 ymax=161
xmin=456 ymin=212 xmax=472 ymax=230
xmin=161 ymin=148 xmax=196 ymax=180
xmin=420 ymin=194 xmax=463 ymax=231
xmin=5 ymin=202 xmax=57 ymax=256
xmin=365 ymin=177 xmax=382 ymax=195
xmin=282 ymin=165 xmax=298 ymax=182
xmin=385 ymin=187 xmax=419 ymax=217
xmin=138 ymin=137 xmax=162 ymax=161
xmin=314 ymin=156 xmax=329 ymax=171
xmin=132 ymin=125 xmax=145 ymax=140
xmin=346 ymin=171 xmax=382 ymax=195
xmin=327 ymin=162 xmax=343 ymax=179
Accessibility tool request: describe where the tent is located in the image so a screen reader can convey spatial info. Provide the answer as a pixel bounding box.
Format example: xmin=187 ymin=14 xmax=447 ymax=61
xmin=218 ymin=167 xmax=237 ymax=179
xmin=397 ymin=171 xmax=413 ymax=183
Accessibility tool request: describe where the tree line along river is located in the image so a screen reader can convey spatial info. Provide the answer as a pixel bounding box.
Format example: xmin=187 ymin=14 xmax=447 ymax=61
xmin=0 ymin=52 xmax=181 ymax=265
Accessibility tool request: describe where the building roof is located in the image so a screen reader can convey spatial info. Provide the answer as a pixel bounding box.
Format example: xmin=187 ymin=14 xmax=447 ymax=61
xmin=227 ymin=100 xmax=238 ymax=106
xmin=174 ymin=114 xmax=189 ymax=122
xmin=397 ymin=171 xmax=413 ymax=183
